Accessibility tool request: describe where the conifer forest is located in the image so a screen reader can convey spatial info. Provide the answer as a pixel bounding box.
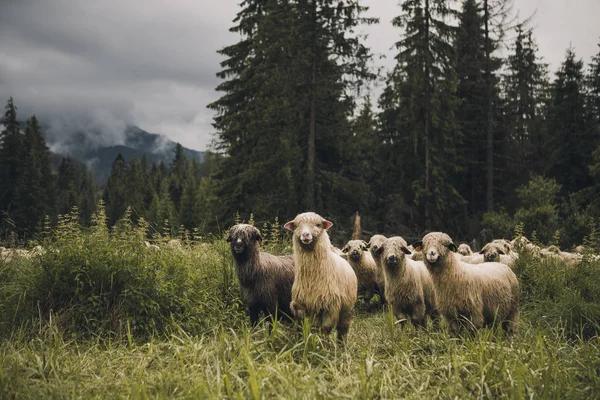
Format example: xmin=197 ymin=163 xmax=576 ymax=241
xmin=1 ymin=1 xmax=600 ymax=398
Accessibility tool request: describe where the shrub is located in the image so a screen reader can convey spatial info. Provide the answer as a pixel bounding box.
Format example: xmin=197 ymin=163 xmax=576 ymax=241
xmin=513 ymin=251 xmax=600 ymax=339
xmin=0 ymin=206 xmax=245 ymax=339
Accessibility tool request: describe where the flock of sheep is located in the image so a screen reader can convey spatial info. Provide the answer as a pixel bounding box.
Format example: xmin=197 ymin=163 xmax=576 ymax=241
xmin=0 ymin=216 xmax=591 ymax=342
xmin=0 ymin=245 xmax=45 ymax=261
xmin=227 ymin=211 xmax=592 ymax=341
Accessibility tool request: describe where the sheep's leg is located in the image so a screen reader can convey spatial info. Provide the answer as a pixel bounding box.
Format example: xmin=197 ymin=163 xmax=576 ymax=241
xmin=290 ymin=300 xmax=306 ymax=321
xmin=503 ymin=309 xmax=519 ymax=335
xmin=449 ymin=318 xmax=462 ymax=334
xmin=320 ymin=309 xmax=340 ymax=337
xmin=379 ymin=287 xmax=387 ymax=306
xmin=470 ymin=311 xmax=484 ymax=330
xmin=364 ymin=290 xmax=374 ymax=307
xmin=429 ymin=309 xmax=441 ymax=329
xmin=411 ymin=303 xmax=427 ymax=329
xmin=336 ymin=306 xmax=354 ymax=342
xmin=394 ymin=307 xmax=409 ymax=327
xmin=248 ymin=306 xmax=261 ymax=327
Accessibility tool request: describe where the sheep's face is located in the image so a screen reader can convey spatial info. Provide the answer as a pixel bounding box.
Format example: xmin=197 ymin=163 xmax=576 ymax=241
xmin=457 ymin=243 xmax=472 ymax=256
xmin=492 ymin=239 xmax=513 ymax=254
xmin=479 ymin=243 xmax=504 ymax=262
xmin=342 ymin=240 xmax=368 ymax=261
xmin=414 ymin=232 xmax=457 ymax=267
xmin=377 ymin=237 xmax=412 ymax=270
xmin=227 ymin=224 xmax=262 ymax=255
xmin=284 ymin=212 xmax=332 ymax=250
xmin=367 ymin=235 xmax=387 ymax=260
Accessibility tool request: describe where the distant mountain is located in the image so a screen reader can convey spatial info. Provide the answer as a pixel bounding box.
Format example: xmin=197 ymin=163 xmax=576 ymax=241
xmin=43 ymin=126 xmax=204 ymax=182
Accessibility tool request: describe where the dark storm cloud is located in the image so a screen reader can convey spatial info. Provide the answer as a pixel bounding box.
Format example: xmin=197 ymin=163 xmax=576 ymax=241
xmin=1 ymin=0 xmax=598 ymax=151
xmin=0 ymin=0 xmax=239 ymax=150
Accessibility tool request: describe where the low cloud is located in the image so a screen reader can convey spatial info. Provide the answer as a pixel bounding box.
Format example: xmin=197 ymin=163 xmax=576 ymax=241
xmin=1 ymin=0 xmax=598 ymax=152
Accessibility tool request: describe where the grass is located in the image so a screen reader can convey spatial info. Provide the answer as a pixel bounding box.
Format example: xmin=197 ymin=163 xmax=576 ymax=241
xmin=0 ymin=211 xmax=599 ymax=398
xmin=0 ymin=312 xmax=598 ymax=399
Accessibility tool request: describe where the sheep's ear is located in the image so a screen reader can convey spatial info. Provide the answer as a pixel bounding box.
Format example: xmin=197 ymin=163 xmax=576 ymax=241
xmin=283 ymin=221 xmax=295 ymax=231
xmin=412 ymin=241 xmax=423 ymax=252
xmin=322 ymin=219 xmax=333 ymax=230
xmin=254 ymin=229 xmax=263 ymax=244
xmin=498 ymin=249 xmax=505 ymax=255
xmin=342 ymin=245 xmax=349 ymax=254
xmin=375 ymin=246 xmax=384 ymax=256
xmin=361 ymin=240 xmax=368 ymax=250
xmin=400 ymin=246 xmax=412 ymax=255
xmin=479 ymin=250 xmax=485 ymax=254
xmin=448 ymin=243 xmax=458 ymax=252
xmin=226 ymin=231 xmax=232 ymax=242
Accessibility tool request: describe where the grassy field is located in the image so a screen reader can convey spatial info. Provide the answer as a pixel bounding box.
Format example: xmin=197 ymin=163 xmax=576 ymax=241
xmin=0 ymin=213 xmax=599 ymax=398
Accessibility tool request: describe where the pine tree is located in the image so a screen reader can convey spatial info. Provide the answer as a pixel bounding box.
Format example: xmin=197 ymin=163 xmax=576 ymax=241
xmin=79 ymin=170 xmax=97 ymax=225
xmin=389 ymin=0 xmax=464 ymax=231
xmin=13 ymin=115 xmax=55 ymax=235
xmin=587 ymin=39 xmax=600 ymax=136
xmin=502 ymin=28 xmax=549 ymax=189
xmin=481 ymin=0 xmax=516 ymax=212
xmin=103 ymin=154 xmax=128 ymax=226
xmin=208 ymin=0 xmax=376 ymax=227
xmin=547 ymin=48 xmax=590 ymax=194
xmin=0 ymin=97 xmax=23 ymax=222
xmin=169 ymin=143 xmax=187 ymax=219
xmin=125 ymin=157 xmax=146 ymax=222
xmin=455 ymin=0 xmax=487 ymax=215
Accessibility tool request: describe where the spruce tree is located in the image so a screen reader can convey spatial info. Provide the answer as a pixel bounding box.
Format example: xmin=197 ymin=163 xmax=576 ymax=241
xmin=0 ymin=97 xmax=23 ymax=222
xmin=587 ymin=39 xmax=600 ymax=135
xmin=13 ymin=115 xmax=55 ymax=236
xmin=547 ymin=48 xmax=590 ymax=194
xmin=455 ymin=0 xmax=487 ymax=215
xmin=389 ymin=0 xmax=464 ymax=231
xmin=126 ymin=157 xmax=146 ymax=222
xmin=208 ymin=0 xmax=376 ymax=226
xmin=103 ymin=154 xmax=128 ymax=226
xmin=502 ymin=28 xmax=549 ymax=189
xmin=169 ymin=143 xmax=188 ymax=217
xmin=481 ymin=0 xmax=515 ymax=212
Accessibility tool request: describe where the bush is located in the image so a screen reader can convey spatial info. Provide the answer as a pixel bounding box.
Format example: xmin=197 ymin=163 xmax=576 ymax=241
xmin=0 ymin=206 xmax=245 ymax=339
xmin=483 ymin=176 xmax=562 ymax=244
xmin=513 ymin=251 xmax=600 ymax=339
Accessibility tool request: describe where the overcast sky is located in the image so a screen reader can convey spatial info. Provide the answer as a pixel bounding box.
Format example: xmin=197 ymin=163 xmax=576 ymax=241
xmin=1 ymin=0 xmax=599 ymax=151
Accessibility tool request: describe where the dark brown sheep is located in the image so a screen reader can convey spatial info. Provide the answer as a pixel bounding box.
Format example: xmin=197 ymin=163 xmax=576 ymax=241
xmin=227 ymin=224 xmax=295 ymax=325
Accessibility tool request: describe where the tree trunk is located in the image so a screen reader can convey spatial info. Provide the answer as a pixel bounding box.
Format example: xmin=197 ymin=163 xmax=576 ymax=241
xmin=424 ymin=0 xmax=432 ymax=231
xmin=484 ymin=0 xmax=494 ymax=212
xmin=305 ymin=0 xmax=317 ymax=210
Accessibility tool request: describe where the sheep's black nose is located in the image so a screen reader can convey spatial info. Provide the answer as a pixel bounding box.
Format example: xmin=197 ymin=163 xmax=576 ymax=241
xmin=387 ymin=255 xmax=398 ymax=264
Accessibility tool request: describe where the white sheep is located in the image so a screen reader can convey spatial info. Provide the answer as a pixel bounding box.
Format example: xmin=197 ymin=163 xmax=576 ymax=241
xmin=477 ymin=242 xmax=518 ymax=267
xmin=342 ymin=240 xmax=384 ymax=305
xmin=540 ymin=245 xmax=582 ymax=265
xmin=376 ymin=236 xmax=438 ymax=328
xmin=414 ymin=232 xmax=519 ymax=334
xmin=367 ymin=234 xmax=387 ymax=270
xmin=457 ymin=243 xmax=473 ymax=256
xmin=284 ymin=212 xmax=358 ymax=341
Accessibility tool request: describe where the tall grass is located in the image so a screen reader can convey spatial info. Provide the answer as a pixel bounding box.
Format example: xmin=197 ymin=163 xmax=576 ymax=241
xmin=0 ymin=207 xmax=246 ymax=339
xmin=0 ymin=213 xmax=599 ymax=397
